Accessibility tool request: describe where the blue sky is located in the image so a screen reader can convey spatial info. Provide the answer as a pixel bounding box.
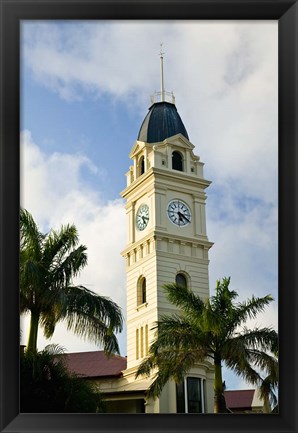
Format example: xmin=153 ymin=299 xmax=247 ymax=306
xmin=20 ymin=20 xmax=278 ymax=391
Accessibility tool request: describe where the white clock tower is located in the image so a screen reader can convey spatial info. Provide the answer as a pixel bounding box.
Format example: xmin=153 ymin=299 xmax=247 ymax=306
xmin=120 ymin=53 xmax=214 ymax=413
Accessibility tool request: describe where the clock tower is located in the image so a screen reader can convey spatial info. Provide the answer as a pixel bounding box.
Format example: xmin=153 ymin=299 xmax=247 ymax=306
xmin=120 ymin=53 xmax=214 ymax=413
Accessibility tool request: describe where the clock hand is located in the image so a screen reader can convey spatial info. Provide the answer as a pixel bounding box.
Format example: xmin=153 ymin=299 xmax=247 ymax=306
xmin=181 ymin=214 xmax=190 ymax=223
xmin=178 ymin=212 xmax=190 ymax=223
xmin=177 ymin=212 xmax=184 ymax=221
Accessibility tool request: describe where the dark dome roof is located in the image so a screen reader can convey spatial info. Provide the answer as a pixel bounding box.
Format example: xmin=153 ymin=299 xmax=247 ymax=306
xmin=137 ymin=102 xmax=189 ymax=143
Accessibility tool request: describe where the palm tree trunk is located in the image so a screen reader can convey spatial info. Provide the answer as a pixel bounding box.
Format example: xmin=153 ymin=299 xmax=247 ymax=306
xmin=213 ymin=357 xmax=228 ymax=413
xmin=27 ymin=310 xmax=40 ymax=352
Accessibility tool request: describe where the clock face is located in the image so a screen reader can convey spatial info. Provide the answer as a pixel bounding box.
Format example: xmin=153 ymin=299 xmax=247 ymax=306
xmin=136 ymin=204 xmax=149 ymax=231
xmin=167 ymin=200 xmax=191 ymax=227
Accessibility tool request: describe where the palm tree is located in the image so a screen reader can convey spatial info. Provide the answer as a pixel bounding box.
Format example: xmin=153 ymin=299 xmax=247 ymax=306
xmin=20 ymin=344 xmax=106 ymax=412
xmin=136 ymin=277 xmax=278 ymax=413
xmin=20 ymin=208 xmax=123 ymax=353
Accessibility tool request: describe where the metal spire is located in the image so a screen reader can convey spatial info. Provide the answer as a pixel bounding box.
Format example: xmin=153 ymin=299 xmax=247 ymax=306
xmin=150 ymin=44 xmax=175 ymax=105
xmin=159 ymin=43 xmax=165 ymax=102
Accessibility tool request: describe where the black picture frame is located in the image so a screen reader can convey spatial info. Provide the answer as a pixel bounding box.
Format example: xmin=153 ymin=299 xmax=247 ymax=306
xmin=0 ymin=0 xmax=297 ymax=432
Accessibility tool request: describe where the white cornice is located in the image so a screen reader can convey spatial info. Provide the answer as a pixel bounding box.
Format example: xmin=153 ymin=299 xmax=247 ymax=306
xmin=121 ymin=230 xmax=213 ymax=258
xmin=121 ymin=166 xmax=211 ymax=200
xmin=152 ymin=167 xmax=211 ymax=188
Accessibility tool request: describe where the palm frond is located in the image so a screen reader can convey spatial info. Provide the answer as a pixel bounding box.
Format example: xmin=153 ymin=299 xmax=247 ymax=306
xmin=43 ymin=224 xmax=79 ymax=265
xmin=138 ymin=346 xmax=202 ymax=399
xmin=234 ymin=327 xmax=278 ymax=352
xmin=43 ymin=343 xmax=66 ymax=356
xmin=136 ymin=356 xmax=157 ymax=378
xmin=149 ymin=315 xmax=210 ymax=355
xmin=259 ymin=374 xmax=278 ymax=407
xmin=136 ymin=313 xmax=210 ymax=399
xmin=224 ymin=353 xmax=262 ymax=386
xmin=64 ymin=310 xmax=120 ymax=353
xmin=20 ymin=208 xmax=44 ymax=260
xmin=51 ymin=285 xmax=123 ymax=354
xmin=49 ymin=245 xmax=88 ymax=287
xmin=20 ymin=259 xmax=45 ymax=292
xmin=212 ymin=277 xmax=238 ymax=305
xmin=233 ymin=295 xmax=274 ymax=328
xmin=62 ymin=285 xmax=123 ymax=332
xmin=146 ymin=370 xmax=172 ymax=399
xmin=40 ymin=306 xmax=60 ymax=339
xmin=163 ymin=283 xmax=205 ymax=318
xmin=245 ymin=349 xmax=278 ymax=380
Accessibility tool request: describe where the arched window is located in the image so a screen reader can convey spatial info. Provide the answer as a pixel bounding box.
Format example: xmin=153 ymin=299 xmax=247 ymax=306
xmin=137 ymin=276 xmax=147 ymax=305
xmin=141 ymin=278 xmax=146 ymax=303
xmin=139 ymin=156 xmax=145 ymax=175
xmin=172 ymin=151 xmax=183 ymax=171
xmin=176 ymin=273 xmax=187 ymax=288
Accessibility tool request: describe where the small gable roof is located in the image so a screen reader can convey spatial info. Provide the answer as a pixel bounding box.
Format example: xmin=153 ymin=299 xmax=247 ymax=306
xmin=224 ymin=389 xmax=255 ymax=410
xmin=61 ymin=351 xmax=127 ymax=379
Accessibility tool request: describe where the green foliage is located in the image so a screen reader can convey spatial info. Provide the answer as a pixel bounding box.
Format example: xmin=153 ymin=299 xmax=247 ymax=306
xmin=20 ymin=345 xmax=106 ymax=413
xmin=136 ymin=277 xmax=278 ymax=413
xmin=20 ymin=208 xmax=123 ymax=353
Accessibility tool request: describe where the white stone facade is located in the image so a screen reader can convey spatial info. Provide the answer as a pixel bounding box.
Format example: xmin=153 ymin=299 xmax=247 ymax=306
xmin=120 ymin=132 xmax=215 ymax=413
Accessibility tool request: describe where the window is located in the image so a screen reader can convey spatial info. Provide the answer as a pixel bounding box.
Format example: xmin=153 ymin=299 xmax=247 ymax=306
xmin=176 ymin=377 xmax=205 ymax=413
xmin=172 ymin=151 xmax=183 ymax=171
xmin=145 ymin=324 xmax=149 ymax=355
xmin=187 ymin=377 xmax=202 ymax=413
xmin=139 ymin=156 xmax=145 ymax=175
xmin=136 ymin=325 xmax=148 ymax=360
xmin=136 ymin=329 xmax=139 ymax=360
xmin=142 ymin=278 xmax=146 ymax=303
xmin=176 ymin=381 xmax=185 ymax=413
xmin=137 ymin=276 xmax=147 ymax=306
xmin=176 ymin=273 xmax=187 ymax=289
xmin=140 ymin=327 xmax=144 ymax=358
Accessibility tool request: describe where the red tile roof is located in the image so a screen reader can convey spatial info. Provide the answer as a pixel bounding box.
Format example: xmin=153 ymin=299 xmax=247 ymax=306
xmin=224 ymin=389 xmax=255 ymax=410
xmin=61 ymin=351 xmax=127 ymax=378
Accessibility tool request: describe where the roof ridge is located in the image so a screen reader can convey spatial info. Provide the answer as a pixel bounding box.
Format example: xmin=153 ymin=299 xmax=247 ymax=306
xmin=64 ymin=350 xmax=126 ymax=360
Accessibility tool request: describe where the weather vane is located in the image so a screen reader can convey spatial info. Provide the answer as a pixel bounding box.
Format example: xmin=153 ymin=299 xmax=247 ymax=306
xmin=159 ymin=42 xmax=165 ymax=58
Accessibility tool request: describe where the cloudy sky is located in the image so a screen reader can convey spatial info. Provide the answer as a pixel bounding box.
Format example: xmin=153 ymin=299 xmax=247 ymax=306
xmin=20 ymin=20 xmax=278 ymax=391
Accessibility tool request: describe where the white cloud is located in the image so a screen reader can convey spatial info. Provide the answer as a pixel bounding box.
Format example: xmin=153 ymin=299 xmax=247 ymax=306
xmin=20 ymin=131 xmax=127 ymax=354
xmin=22 ymin=21 xmax=277 ymax=100
xmin=207 ymin=188 xmax=278 ymax=329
